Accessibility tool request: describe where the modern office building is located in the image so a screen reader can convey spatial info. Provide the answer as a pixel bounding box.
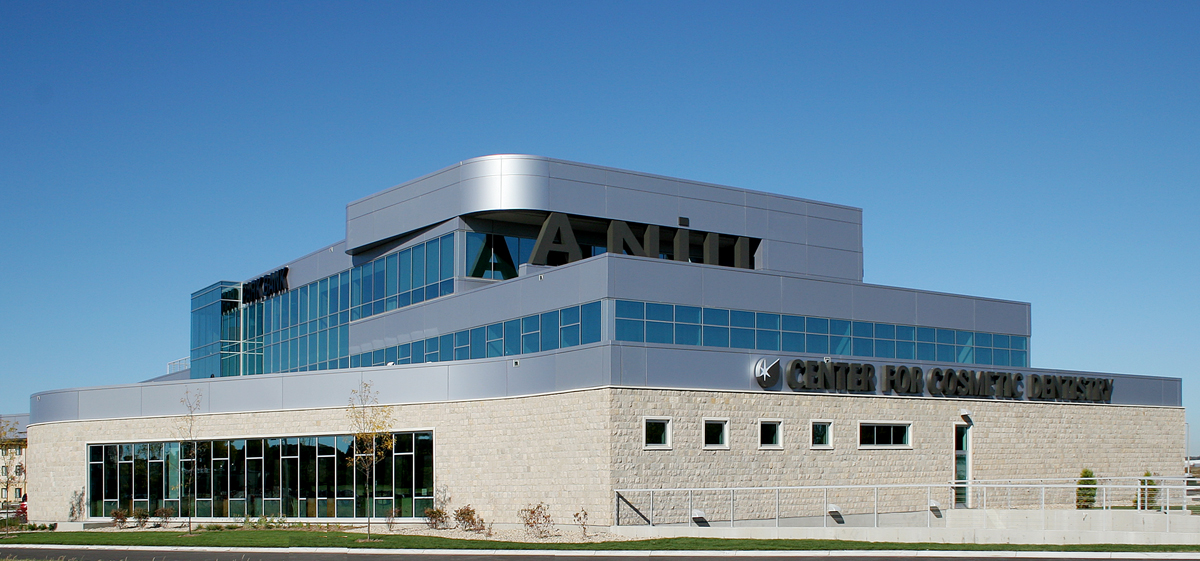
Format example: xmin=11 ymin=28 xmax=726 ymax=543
xmin=26 ymin=155 xmax=1183 ymax=525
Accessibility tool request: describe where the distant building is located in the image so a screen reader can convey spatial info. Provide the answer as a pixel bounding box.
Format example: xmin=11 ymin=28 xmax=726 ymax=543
xmin=0 ymin=414 xmax=27 ymax=506
xmin=25 ymin=155 xmax=1184 ymax=524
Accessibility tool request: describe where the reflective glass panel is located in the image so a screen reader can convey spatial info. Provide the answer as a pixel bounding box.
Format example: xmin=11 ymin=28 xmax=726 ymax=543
xmin=646 ymin=303 xmax=673 ymax=322
xmin=675 ymin=324 xmax=701 ymax=345
xmin=730 ymin=327 xmax=755 ymax=349
xmin=646 ymin=321 xmax=673 ymax=344
xmin=702 ymin=308 xmax=729 ymax=326
xmin=702 ymin=326 xmax=729 ymax=347
xmin=616 ymin=320 xmax=645 ymax=342
xmin=781 ymin=331 xmax=804 ymax=352
xmin=675 ymin=305 xmax=701 ymax=324
xmin=852 ymin=322 xmax=873 ymax=338
xmin=615 ymin=300 xmax=644 ymax=319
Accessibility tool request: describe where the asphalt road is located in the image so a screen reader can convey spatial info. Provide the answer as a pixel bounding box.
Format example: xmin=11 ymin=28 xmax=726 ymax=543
xmin=0 ymin=547 xmax=1146 ymax=561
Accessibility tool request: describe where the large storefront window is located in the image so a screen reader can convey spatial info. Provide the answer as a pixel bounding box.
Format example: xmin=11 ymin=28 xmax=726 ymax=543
xmin=87 ymin=432 xmax=433 ymax=519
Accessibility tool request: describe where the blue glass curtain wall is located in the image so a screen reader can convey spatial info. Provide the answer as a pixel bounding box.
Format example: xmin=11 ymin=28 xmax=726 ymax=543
xmin=353 ymin=234 xmax=454 ymax=321
xmin=614 ymin=300 xmax=1029 ymax=368
xmin=242 ymin=269 xmax=351 ymax=376
xmin=351 ymin=301 xmax=602 ymax=367
xmin=87 ymin=432 xmax=433 ymax=520
xmin=190 ymin=282 xmax=243 ymax=379
xmin=191 ymin=234 xmax=457 ymax=378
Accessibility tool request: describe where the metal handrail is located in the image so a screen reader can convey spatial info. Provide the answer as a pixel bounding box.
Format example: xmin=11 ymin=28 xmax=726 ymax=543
xmin=615 ymin=481 xmax=1190 ymax=494
xmin=615 ymin=479 xmax=1194 ymax=531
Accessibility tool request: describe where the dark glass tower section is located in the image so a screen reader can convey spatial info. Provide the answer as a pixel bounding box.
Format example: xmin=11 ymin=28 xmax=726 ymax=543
xmin=190 ymin=281 xmax=242 ymax=378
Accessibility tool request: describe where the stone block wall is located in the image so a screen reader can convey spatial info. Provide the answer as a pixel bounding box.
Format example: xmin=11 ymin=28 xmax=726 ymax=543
xmin=609 ymin=388 xmax=1185 ymax=523
xmin=27 ymin=389 xmax=615 ymax=525
xmin=26 ymin=386 xmax=1184 ymax=526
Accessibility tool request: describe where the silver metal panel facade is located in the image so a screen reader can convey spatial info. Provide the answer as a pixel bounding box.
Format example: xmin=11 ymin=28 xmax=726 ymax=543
xmin=27 ymin=156 xmax=1181 ymax=430
xmin=345 ymin=155 xmax=865 ymax=281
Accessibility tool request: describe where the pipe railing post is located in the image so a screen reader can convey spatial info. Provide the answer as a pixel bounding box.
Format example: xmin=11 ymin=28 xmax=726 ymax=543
xmin=730 ymin=489 xmax=735 ymax=528
xmin=1040 ymin=485 xmax=1046 ymax=531
xmin=615 ymin=492 xmax=619 ymax=527
xmin=823 ymin=488 xmax=828 ymax=528
xmin=688 ymin=490 xmax=693 ymax=528
xmin=926 ymin=486 xmax=931 ymax=528
xmin=775 ymin=488 xmax=780 ymax=528
xmin=873 ymin=486 xmax=878 ymax=528
xmin=1166 ymin=484 xmax=1171 ymax=533
xmin=649 ymin=491 xmax=654 ymax=527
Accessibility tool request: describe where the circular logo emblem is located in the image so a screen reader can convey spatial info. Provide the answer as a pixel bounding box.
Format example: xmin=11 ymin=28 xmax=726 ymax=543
xmin=753 ymin=358 xmax=781 ymax=388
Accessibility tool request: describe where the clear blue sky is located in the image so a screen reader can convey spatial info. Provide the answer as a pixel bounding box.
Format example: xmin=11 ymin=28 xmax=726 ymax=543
xmin=2 ymin=2 xmax=1197 ymax=449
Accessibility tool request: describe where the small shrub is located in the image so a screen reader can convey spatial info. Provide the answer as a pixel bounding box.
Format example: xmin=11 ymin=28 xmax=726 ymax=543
xmin=573 ymin=507 xmax=589 ymax=537
xmin=224 ymin=524 xmax=240 ymax=530
xmin=110 ymin=508 xmax=129 ymax=529
xmin=1135 ymin=471 xmax=1159 ymax=509
xmin=454 ymin=504 xmax=485 ymax=532
xmin=132 ymin=507 xmax=151 ymax=529
xmin=1076 ymin=468 xmax=1097 ymax=509
xmin=48 ymin=523 xmax=57 ymax=531
xmin=424 ymin=507 xmax=449 ymax=530
xmin=204 ymin=523 xmax=224 ymax=531
xmin=518 ymin=502 xmax=553 ymax=538
xmin=385 ymin=508 xmax=399 ymax=532
xmin=153 ymin=506 xmax=175 ymax=528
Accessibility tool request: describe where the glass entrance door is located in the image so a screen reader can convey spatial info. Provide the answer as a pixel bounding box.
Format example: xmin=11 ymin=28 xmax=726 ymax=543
xmin=954 ymin=425 xmax=970 ymax=507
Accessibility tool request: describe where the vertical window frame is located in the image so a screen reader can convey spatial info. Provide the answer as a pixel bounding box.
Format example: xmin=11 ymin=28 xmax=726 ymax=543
xmin=758 ymin=418 xmax=783 ymax=450
xmin=810 ymin=419 xmax=833 ymax=450
xmin=702 ymin=417 xmax=730 ymax=450
xmin=642 ymin=417 xmax=672 ymax=450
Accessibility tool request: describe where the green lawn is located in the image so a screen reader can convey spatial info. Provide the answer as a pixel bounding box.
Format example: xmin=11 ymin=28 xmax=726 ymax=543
xmin=3 ymin=529 xmax=1200 ymax=552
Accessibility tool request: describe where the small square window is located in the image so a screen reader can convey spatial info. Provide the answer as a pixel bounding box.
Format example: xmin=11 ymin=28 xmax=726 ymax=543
xmin=643 ymin=418 xmax=671 ymax=449
xmin=703 ymin=419 xmax=729 ymax=449
xmin=811 ymin=421 xmax=832 ymax=449
xmin=759 ymin=420 xmax=782 ymax=449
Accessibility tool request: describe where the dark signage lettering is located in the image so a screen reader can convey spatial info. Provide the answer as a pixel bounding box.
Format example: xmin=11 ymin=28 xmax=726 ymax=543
xmin=754 ymin=358 xmax=781 ymax=388
xmin=1026 ymin=374 xmax=1114 ymax=402
xmin=758 ymin=356 xmax=1114 ymax=403
xmin=529 ymin=213 xmax=756 ymax=269
xmin=926 ymin=368 xmax=1024 ymax=399
xmin=784 ymin=359 xmax=876 ymax=393
xmin=882 ymin=365 xmax=924 ymax=395
xmin=242 ymin=267 xmax=290 ymax=305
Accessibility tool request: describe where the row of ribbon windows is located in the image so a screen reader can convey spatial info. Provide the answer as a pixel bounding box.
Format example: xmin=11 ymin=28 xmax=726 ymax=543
xmin=352 ymin=301 xmax=602 ymax=367
xmin=614 ymin=300 xmax=1028 ymax=368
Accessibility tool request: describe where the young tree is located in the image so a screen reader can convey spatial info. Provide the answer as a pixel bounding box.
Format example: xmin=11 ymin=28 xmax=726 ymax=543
xmin=1076 ymin=468 xmax=1097 ymax=509
xmin=177 ymin=388 xmax=203 ymax=534
xmin=346 ymin=381 xmax=394 ymax=541
xmin=0 ymin=418 xmax=23 ymax=537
